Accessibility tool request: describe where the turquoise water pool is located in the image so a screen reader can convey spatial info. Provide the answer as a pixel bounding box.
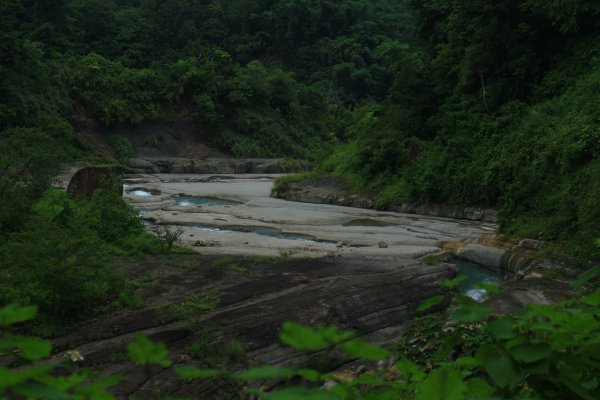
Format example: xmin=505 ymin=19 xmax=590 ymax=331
xmin=175 ymin=196 xmax=240 ymax=207
xmin=454 ymin=259 xmax=501 ymax=300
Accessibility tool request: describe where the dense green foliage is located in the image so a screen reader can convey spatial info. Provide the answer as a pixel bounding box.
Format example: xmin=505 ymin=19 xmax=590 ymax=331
xmin=315 ymin=1 xmax=600 ymax=259
xmin=1 ymin=0 xmax=422 ymax=158
xmin=2 ymin=0 xmax=597 ymax=257
xmin=2 ymin=3 xmax=597 ymax=397
xmin=0 ymin=187 xmax=150 ymax=335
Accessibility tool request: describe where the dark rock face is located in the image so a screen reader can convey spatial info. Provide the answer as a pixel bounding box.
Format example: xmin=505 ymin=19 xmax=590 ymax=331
xmin=67 ymin=166 xmax=123 ymax=198
xmin=53 ymin=163 xmax=123 ymax=198
xmin=389 ymin=204 xmax=497 ymax=223
xmin=126 ymin=157 xmax=311 ymax=175
xmin=277 ymin=178 xmax=497 ymax=223
xmin=50 ymin=255 xmax=455 ymax=399
xmin=485 ymin=279 xmax=573 ymax=315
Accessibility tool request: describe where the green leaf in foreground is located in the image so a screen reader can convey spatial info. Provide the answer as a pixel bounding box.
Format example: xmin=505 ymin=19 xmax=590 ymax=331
xmin=486 ymin=317 xmax=517 ymax=340
xmin=474 ymin=283 xmax=500 ymax=296
xmin=439 ymin=275 xmax=467 ymax=289
xmin=466 ymin=377 xmax=495 ymax=397
xmin=127 ymin=334 xmax=172 ymax=367
xmin=247 ymin=387 xmax=340 ymax=400
xmin=416 ymin=368 xmax=466 ymax=400
xmin=581 ymin=287 xmax=600 ymax=306
xmin=235 ymin=365 xmax=295 ymax=381
xmin=417 ymin=295 xmax=445 ymax=312
xmin=451 ymin=303 xmax=491 ymax=323
xmin=571 ymin=265 xmax=600 ymax=289
xmin=174 ymin=365 xmax=224 ymax=379
xmin=279 ymin=322 xmax=354 ymax=351
xmin=341 ymin=339 xmax=389 ymax=360
xmin=0 ymin=305 xmax=38 ymax=326
xmin=480 ymin=347 xmax=524 ymax=389
xmin=10 ymin=382 xmax=68 ymax=400
xmin=395 ymin=357 xmax=425 ymax=383
xmin=297 ymin=369 xmax=322 ymax=381
xmin=508 ymin=343 xmax=552 ymax=363
xmin=0 ymin=365 xmax=53 ymax=389
xmin=12 ymin=336 xmax=52 ymax=360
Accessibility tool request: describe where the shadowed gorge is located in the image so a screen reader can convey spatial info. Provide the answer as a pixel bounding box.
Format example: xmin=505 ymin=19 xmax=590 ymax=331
xmin=0 ymin=1 xmax=599 ymax=399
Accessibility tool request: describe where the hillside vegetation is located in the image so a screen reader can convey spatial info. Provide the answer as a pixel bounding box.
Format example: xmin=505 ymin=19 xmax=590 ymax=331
xmin=316 ymin=1 xmax=600 ymax=259
xmin=0 ymin=0 xmax=426 ymax=332
xmin=1 ymin=2 xmax=599 ymax=399
xmin=2 ymin=2 xmax=598 ymax=259
xmin=0 ymin=1 xmax=598 ymax=323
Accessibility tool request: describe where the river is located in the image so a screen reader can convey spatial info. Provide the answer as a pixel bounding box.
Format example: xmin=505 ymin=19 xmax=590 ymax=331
xmin=124 ymin=173 xmax=500 ymax=298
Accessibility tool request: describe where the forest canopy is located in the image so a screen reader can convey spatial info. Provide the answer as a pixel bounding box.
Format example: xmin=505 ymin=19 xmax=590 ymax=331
xmin=1 ymin=0 xmax=599 ymax=258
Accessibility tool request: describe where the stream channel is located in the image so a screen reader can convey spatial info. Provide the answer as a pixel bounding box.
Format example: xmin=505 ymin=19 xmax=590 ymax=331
xmin=124 ymin=174 xmax=501 ymax=300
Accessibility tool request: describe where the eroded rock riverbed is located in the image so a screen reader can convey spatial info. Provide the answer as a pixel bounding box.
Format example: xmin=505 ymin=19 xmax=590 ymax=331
xmin=48 ymin=173 xmax=526 ymax=398
xmin=124 ymin=173 xmax=496 ymax=259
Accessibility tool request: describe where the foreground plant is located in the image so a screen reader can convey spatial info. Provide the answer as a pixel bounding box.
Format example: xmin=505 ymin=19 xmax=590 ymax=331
xmin=2 ymin=264 xmax=599 ymax=399
xmin=0 ymin=305 xmax=119 ymax=399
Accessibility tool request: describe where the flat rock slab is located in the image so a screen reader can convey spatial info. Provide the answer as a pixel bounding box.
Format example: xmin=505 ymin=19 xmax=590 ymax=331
xmin=486 ymin=279 xmax=573 ymax=314
xmin=123 ymin=174 xmax=495 ymax=259
xmin=51 ymin=255 xmax=455 ymax=399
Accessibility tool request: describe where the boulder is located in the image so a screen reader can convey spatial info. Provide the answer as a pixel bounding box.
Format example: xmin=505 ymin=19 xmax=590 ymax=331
xmin=485 ymin=279 xmax=573 ymax=315
xmin=456 ymin=244 xmax=506 ymax=271
xmin=253 ymin=160 xmax=284 ymax=174
xmin=127 ymin=158 xmax=160 ymax=173
xmin=54 ymin=164 xmax=124 ymax=198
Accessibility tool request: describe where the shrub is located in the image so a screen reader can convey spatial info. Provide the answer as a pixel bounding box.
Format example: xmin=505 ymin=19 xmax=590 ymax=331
xmin=0 ymin=214 xmax=127 ymax=330
xmin=151 ymin=225 xmax=184 ymax=251
xmin=108 ymin=134 xmax=135 ymax=161
xmin=270 ymin=172 xmax=313 ymax=197
xmin=0 ymin=188 xmax=144 ymax=332
xmin=86 ymin=188 xmax=145 ymax=245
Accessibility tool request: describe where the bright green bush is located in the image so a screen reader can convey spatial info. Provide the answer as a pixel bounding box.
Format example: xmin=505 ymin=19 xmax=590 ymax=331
xmin=86 ymin=188 xmax=145 ymax=244
xmin=0 ymin=128 xmax=67 ymax=236
xmin=0 ymin=188 xmax=147 ymax=332
xmin=64 ymin=54 xmax=161 ymax=126
xmin=318 ymin=56 xmax=600 ymax=259
xmin=108 ymin=134 xmax=135 ymax=161
xmin=271 ymin=172 xmax=313 ymax=197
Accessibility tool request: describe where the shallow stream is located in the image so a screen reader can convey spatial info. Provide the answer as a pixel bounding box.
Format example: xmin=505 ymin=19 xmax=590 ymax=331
xmin=174 ymin=195 xmax=240 ymax=207
xmin=455 ymin=259 xmax=502 ymax=300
